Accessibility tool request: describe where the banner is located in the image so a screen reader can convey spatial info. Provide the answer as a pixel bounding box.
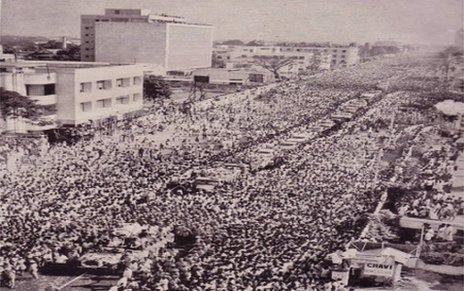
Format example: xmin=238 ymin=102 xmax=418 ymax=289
xmin=363 ymin=262 xmax=394 ymax=277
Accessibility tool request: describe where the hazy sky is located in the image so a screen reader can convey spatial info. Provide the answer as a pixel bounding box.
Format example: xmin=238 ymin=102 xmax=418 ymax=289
xmin=1 ymin=0 xmax=463 ymax=45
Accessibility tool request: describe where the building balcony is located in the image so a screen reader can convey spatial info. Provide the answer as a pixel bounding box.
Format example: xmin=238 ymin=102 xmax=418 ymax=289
xmin=29 ymin=94 xmax=57 ymax=106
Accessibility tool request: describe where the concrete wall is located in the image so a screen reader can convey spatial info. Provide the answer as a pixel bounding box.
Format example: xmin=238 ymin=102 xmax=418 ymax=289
xmin=55 ymin=70 xmax=77 ymax=124
xmin=0 ymin=73 xmax=27 ymax=96
xmin=166 ymin=23 xmax=213 ymax=71
xmin=95 ymin=22 xmax=167 ymax=67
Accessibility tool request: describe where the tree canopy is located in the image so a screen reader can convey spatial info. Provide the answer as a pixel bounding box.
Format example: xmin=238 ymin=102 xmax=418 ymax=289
xmin=55 ymin=44 xmax=81 ymax=61
xmin=143 ymin=76 xmax=172 ymax=102
xmin=253 ymin=55 xmax=295 ymax=80
xmin=0 ymin=88 xmax=46 ymax=121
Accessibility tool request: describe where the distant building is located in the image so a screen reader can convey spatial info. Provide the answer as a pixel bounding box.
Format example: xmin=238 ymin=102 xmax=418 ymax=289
xmin=81 ymin=9 xmax=213 ymax=72
xmin=215 ymin=45 xmax=358 ymax=71
xmin=191 ymin=68 xmax=274 ymax=85
xmin=164 ymin=67 xmax=274 ymax=86
xmin=0 ymin=61 xmax=144 ymax=131
xmin=455 ymin=29 xmax=464 ymax=49
xmin=0 ymin=45 xmax=15 ymax=62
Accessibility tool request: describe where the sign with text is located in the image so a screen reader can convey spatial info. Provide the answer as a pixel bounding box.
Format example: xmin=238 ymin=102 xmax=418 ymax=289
xmin=363 ymin=263 xmax=394 ymax=277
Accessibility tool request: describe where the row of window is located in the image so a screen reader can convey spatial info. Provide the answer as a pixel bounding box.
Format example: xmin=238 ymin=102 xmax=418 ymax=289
xmin=80 ymin=94 xmax=142 ymax=112
xmin=79 ymin=76 xmax=142 ymax=93
xmin=249 ymin=48 xmax=349 ymax=53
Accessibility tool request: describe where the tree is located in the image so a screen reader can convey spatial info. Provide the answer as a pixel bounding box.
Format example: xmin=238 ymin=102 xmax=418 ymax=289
xmin=0 ymin=88 xmax=45 ymax=121
xmin=55 ymin=44 xmax=81 ymax=61
xmin=143 ymin=76 xmax=172 ymax=102
xmin=246 ymin=40 xmax=264 ymax=46
xmin=253 ymin=55 xmax=295 ymax=80
xmin=40 ymin=40 xmax=62 ymax=50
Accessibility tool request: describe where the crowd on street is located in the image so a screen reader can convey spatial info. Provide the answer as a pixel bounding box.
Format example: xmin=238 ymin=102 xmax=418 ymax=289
xmin=0 ymin=53 xmax=459 ymax=290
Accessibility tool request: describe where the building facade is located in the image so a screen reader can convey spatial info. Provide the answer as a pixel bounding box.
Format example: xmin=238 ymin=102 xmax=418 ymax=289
xmin=191 ymin=68 xmax=274 ymax=85
xmin=214 ymin=45 xmax=359 ymax=71
xmin=81 ymin=9 xmax=213 ymax=72
xmin=0 ymin=61 xmax=144 ymax=131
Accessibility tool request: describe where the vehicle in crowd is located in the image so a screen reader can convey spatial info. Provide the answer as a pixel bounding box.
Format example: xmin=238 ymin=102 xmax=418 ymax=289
xmin=222 ymin=162 xmax=250 ymax=174
xmin=331 ymin=112 xmax=354 ymax=122
xmin=288 ymin=132 xmax=313 ymax=144
xmin=195 ymin=177 xmax=221 ymax=192
xmin=250 ymin=146 xmax=281 ymax=170
xmin=80 ymin=252 xmax=123 ymax=270
xmin=278 ymin=140 xmax=299 ymax=151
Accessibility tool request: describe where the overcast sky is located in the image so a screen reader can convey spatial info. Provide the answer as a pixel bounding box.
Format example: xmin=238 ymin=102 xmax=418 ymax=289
xmin=1 ymin=0 xmax=463 ymax=45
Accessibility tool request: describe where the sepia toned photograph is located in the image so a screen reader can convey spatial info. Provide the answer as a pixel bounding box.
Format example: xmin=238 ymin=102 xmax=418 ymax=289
xmin=0 ymin=0 xmax=463 ymax=290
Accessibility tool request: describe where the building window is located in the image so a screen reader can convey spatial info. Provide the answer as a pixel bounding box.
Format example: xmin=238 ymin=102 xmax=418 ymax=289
xmin=133 ymin=93 xmax=142 ymax=102
xmin=114 ymin=10 xmax=120 ymax=14
xmin=80 ymin=102 xmax=92 ymax=112
xmin=25 ymin=84 xmax=55 ymax=96
xmin=79 ymin=82 xmax=92 ymax=93
xmin=112 ymin=18 xmax=129 ymax=22
xmin=116 ymin=95 xmax=130 ymax=104
xmin=133 ymin=76 xmax=142 ymax=85
xmin=96 ymin=80 xmax=112 ymax=90
xmin=116 ymin=77 xmax=130 ymax=88
xmin=85 ymin=26 xmax=90 ymax=29
xmin=44 ymin=84 xmax=55 ymax=95
xmin=96 ymin=98 xmax=112 ymax=108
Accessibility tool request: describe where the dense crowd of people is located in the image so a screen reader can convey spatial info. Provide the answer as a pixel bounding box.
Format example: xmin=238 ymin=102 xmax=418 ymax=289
xmin=0 ymin=53 xmax=458 ymax=290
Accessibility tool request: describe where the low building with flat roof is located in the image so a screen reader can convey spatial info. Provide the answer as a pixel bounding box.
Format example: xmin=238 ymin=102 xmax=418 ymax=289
xmin=0 ymin=61 xmax=144 ymax=132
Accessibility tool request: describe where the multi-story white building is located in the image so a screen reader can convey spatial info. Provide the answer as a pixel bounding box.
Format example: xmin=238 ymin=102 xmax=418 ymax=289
xmin=215 ymin=45 xmax=359 ymax=70
xmin=81 ymin=9 xmax=213 ymax=72
xmin=0 ymin=61 xmax=144 ymax=131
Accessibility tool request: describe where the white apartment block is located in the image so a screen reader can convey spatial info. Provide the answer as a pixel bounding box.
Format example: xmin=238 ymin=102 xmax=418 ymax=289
xmin=0 ymin=61 xmax=144 ymax=131
xmin=216 ymin=45 xmax=359 ymax=70
xmin=81 ymin=9 xmax=213 ymax=72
